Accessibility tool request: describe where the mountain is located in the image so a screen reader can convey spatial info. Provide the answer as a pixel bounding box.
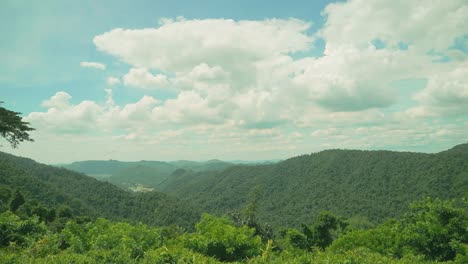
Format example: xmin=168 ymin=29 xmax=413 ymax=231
xmin=160 ymin=143 xmax=468 ymax=228
xmin=110 ymin=164 xmax=174 ymax=190
xmin=61 ymin=159 xmax=235 ymax=190
xmin=0 ymin=152 xmax=200 ymax=229
xmin=3 ymin=143 xmax=467 ymax=230
xmin=61 ymin=159 xmax=133 ymax=177
xmin=169 ymin=159 xmax=235 ymax=171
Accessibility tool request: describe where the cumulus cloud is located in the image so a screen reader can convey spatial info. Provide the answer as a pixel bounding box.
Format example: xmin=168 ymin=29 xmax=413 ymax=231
xmin=19 ymin=1 xmax=467 ymax=162
xmin=290 ymin=49 xmax=403 ymax=111
xmin=41 ymin=91 xmax=72 ymax=109
xmin=117 ymin=95 xmax=160 ymax=121
xmin=152 ymin=91 xmax=224 ymax=125
xmin=407 ymin=61 xmax=468 ymax=117
xmin=27 ymin=92 xmax=160 ymax=134
xmin=94 ymin=3 xmax=465 ymax=119
xmin=107 ymin=76 xmax=121 ymax=86
xmin=94 ymin=18 xmax=312 ymax=72
xmin=123 ymin=68 xmax=169 ymax=89
xmin=317 ymin=0 xmax=466 ymax=112
xmin=320 ymin=0 xmax=468 ymax=53
xmin=80 ymin=61 xmax=106 ymax=70
xmin=86 ymin=2 xmax=468 ymax=119
xmin=28 ymin=92 xmax=102 ymax=133
xmin=22 ymin=89 xmax=467 ymax=164
xmin=306 ymin=0 xmax=467 ymax=112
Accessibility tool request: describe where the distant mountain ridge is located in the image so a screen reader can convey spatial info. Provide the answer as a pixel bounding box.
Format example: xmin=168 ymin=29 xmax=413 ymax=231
xmin=60 ymin=159 xmax=253 ymax=190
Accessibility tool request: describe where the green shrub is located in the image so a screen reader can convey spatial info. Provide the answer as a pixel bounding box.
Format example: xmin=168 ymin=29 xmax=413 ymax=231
xmin=184 ymin=213 xmax=262 ymax=261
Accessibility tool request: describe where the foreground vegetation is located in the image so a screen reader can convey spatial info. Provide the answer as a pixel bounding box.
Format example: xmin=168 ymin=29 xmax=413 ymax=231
xmin=1 ymin=197 xmax=466 ymax=263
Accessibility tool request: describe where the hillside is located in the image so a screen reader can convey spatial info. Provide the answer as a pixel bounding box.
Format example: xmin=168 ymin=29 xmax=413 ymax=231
xmin=61 ymin=159 xmax=235 ymax=190
xmin=3 ymin=143 xmax=467 ymax=230
xmin=0 ymin=152 xmax=200 ymax=229
xmin=161 ymin=144 xmax=468 ymax=228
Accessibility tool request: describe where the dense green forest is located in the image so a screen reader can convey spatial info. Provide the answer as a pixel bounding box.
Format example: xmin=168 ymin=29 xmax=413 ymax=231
xmin=60 ymin=144 xmax=468 ymax=230
xmin=161 ymin=144 xmax=468 ymax=228
xmin=1 ymin=196 xmax=466 ymax=263
xmin=1 ymin=145 xmax=467 ymax=263
xmin=0 ymin=152 xmax=200 ymax=229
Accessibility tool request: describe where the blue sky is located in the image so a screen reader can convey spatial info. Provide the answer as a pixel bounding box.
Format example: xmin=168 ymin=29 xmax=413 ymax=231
xmin=1 ymin=0 xmax=467 ymax=163
xmin=1 ymin=0 xmax=331 ymax=113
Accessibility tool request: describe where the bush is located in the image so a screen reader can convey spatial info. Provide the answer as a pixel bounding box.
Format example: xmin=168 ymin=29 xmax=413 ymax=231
xmin=183 ymin=213 xmax=262 ymax=261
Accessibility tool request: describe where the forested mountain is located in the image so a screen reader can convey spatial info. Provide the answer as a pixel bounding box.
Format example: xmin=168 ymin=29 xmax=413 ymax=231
xmin=0 ymin=146 xmax=467 ymax=263
xmin=161 ymin=143 xmax=468 ymax=228
xmin=0 ymin=152 xmax=200 ymax=229
xmin=3 ymin=143 xmax=467 ymax=232
xmin=61 ymin=159 xmax=235 ymax=190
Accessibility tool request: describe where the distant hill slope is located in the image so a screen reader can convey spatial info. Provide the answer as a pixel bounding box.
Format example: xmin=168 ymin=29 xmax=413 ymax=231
xmin=0 ymin=152 xmax=200 ymax=229
xmin=161 ymin=143 xmax=468 ymax=228
xmin=109 ymin=164 xmax=174 ymax=190
xmin=169 ymin=159 xmax=235 ymax=172
xmin=61 ymin=159 xmax=235 ymax=190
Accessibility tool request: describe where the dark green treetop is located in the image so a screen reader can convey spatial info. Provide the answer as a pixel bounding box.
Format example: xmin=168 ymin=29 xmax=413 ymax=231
xmin=0 ymin=102 xmax=34 ymax=148
xmin=9 ymin=189 xmax=25 ymax=212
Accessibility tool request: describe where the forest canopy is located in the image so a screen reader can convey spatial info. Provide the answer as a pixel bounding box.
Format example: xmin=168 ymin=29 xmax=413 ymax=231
xmin=0 ymin=196 xmax=466 ymax=263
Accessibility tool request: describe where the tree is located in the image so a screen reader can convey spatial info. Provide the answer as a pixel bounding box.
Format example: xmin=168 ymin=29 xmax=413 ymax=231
xmin=330 ymin=198 xmax=468 ymax=261
xmin=9 ymin=189 xmax=25 ymax=212
xmin=184 ymin=213 xmax=262 ymax=261
xmin=230 ymin=186 xmax=274 ymax=242
xmin=287 ymin=211 xmax=347 ymax=250
xmin=397 ymin=198 xmax=468 ymax=261
xmin=0 ymin=102 xmax=34 ymax=148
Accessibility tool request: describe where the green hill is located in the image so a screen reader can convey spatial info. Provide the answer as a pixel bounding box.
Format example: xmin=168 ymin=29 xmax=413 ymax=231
xmin=109 ymin=164 xmax=172 ymax=190
xmin=0 ymin=152 xmax=200 ymax=229
xmin=61 ymin=159 xmax=235 ymax=190
xmin=3 ymin=143 xmax=467 ymax=230
xmin=161 ymin=144 xmax=468 ymax=228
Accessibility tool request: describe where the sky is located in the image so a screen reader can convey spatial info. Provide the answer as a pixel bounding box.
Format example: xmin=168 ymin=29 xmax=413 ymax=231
xmin=1 ymin=0 xmax=467 ymax=164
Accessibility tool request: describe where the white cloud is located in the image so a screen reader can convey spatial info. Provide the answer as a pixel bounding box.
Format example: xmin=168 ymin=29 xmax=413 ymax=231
xmin=41 ymin=91 xmax=72 ymax=109
xmin=94 ymin=18 xmax=312 ymax=73
xmin=107 ymin=76 xmax=120 ymax=86
xmin=152 ymin=91 xmax=224 ymax=125
xmin=18 ymin=89 xmax=468 ymax=164
xmin=407 ymin=61 xmax=468 ymax=117
xmin=79 ymin=61 xmax=106 ymax=70
xmin=174 ymin=63 xmax=230 ymax=90
xmin=93 ymin=9 xmax=466 ymax=121
xmin=13 ymin=2 xmax=468 ymax=163
xmin=27 ymin=92 xmax=160 ymax=134
xmin=123 ymin=68 xmax=169 ymax=89
xmin=28 ymin=92 xmax=102 ymax=133
xmin=79 ymin=4 xmax=468 ymax=126
xmin=117 ymin=95 xmax=160 ymax=121
xmin=291 ymin=51 xmax=393 ymax=111
xmin=320 ymin=0 xmax=468 ymax=53
xmin=308 ymin=0 xmax=467 ymax=112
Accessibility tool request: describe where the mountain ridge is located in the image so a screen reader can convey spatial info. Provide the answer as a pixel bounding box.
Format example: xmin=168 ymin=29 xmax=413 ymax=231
xmin=160 ymin=143 xmax=468 ymax=228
